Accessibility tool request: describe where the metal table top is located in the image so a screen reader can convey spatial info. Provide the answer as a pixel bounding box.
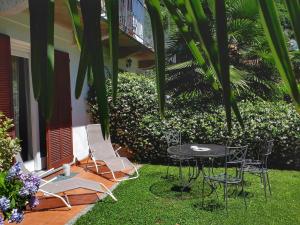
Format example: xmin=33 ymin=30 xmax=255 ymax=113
xmin=167 ymin=144 xmax=226 ymax=158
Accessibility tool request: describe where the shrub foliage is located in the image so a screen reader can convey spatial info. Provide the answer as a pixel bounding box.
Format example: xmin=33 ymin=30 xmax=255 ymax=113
xmin=0 ymin=113 xmax=21 ymax=172
xmin=88 ymin=73 xmax=300 ymax=169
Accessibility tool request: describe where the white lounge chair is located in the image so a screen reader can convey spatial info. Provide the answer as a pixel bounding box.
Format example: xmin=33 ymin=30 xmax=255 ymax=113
xmin=86 ymin=124 xmax=139 ymax=181
xmin=15 ymin=154 xmax=117 ymax=209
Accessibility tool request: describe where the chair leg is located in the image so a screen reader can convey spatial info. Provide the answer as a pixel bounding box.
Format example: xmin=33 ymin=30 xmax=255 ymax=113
xmin=99 ymin=183 xmax=118 ymax=201
xmin=40 ymin=190 xmax=72 ymax=209
xmin=179 ymin=160 xmax=183 ymax=185
xmin=91 ymin=156 xmax=99 ymax=173
xmin=262 ymin=172 xmax=267 ymax=199
xmin=166 ymin=160 xmax=171 ymax=179
xmin=188 ymin=160 xmax=191 ymax=177
xmin=234 ymin=184 xmax=238 ymax=198
xmin=202 ymin=177 xmax=205 ymax=208
xmin=259 ymin=173 xmax=263 ymax=186
xmin=110 ymin=164 xmax=139 ymax=182
xmin=224 ymin=182 xmax=228 ymax=213
xmin=85 ymin=156 xmax=90 ymax=171
xmin=266 ymin=172 xmax=272 ymax=196
xmin=241 ymin=174 xmax=247 ymax=209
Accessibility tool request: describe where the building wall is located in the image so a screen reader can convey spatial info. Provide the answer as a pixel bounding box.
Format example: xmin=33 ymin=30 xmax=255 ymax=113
xmin=0 ymin=9 xmax=147 ymax=171
xmin=0 ymin=12 xmax=89 ymax=170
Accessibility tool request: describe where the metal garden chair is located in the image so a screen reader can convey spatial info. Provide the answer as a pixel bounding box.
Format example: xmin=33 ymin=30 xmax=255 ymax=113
xmin=202 ymin=145 xmax=248 ymax=212
xmin=164 ymin=131 xmax=194 ymax=181
xmin=243 ymin=140 xmax=274 ymax=198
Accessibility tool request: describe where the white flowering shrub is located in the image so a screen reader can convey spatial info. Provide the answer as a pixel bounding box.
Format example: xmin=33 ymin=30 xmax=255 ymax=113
xmin=0 ymin=112 xmax=21 ymax=172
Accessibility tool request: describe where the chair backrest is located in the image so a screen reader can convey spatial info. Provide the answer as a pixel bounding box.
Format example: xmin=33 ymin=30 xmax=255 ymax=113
xmin=263 ymin=140 xmax=274 ymax=156
xmin=226 ymin=145 xmax=248 ymax=163
xmin=261 ymin=140 xmax=274 ymax=168
xmin=164 ymin=130 xmax=181 ymax=147
xmin=86 ymin=124 xmax=117 ymax=159
xmin=224 ymin=145 xmax=248 ymax=179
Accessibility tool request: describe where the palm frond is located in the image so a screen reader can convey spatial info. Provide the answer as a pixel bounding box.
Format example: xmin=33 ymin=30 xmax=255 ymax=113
xmin=65 ymin=0 xmax=83 ymax=50
xmin=284 ymin=1 xmax=300 ymax=55
xmin=80 ymin=0 xmax=110 ymax=138
xmin=146 ymin=0 xmax=166 ymax=116
xmin=215 ymin=0 xmax=232 ymax=131
xmin=105 ymin=0 xmax=119 ymax=103
xmin=166 ymin=60 xmax=193 ymax=72
xmin=257 ymin=0 xmax=300 ymax=112
xmin=29 ymin=0 xmax=55 ymax=120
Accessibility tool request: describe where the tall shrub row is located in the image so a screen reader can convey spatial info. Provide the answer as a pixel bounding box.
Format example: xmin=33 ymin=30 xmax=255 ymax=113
xmin=88 ymin=73 xmax=300 ymax=170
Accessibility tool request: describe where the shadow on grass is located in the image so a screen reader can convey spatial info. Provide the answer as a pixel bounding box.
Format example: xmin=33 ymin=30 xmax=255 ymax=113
xmin=149 ymin=177 xmax=212 ymax=200
xmin=193 ymin=199 xmax=225 ymax=212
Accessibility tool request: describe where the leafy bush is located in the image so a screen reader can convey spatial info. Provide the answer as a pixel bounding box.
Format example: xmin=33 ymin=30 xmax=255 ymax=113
xmin=88 ymin=73 xmax=300 ymax=170
xmin=0 ymin=113 xmax=21 ymax=172
xmin=0 ymin=162 xmax=40 ymax=224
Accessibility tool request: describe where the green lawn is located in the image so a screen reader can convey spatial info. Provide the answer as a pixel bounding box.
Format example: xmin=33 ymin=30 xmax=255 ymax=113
xmin=75 ymin=165 xmax=300 ymax=225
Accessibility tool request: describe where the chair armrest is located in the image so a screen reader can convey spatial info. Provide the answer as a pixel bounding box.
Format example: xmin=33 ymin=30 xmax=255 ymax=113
xmin=114 ymin=147 xmax=122 ymax=157
xmin=245 ymin=159 xmax=263 ymax=166
xmin=40 ymin=177 xmax=57 ymax=187
xmin=38 ymin=168 xmax=55 ymax=177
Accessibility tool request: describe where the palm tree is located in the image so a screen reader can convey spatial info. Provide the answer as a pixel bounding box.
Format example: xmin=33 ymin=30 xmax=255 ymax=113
xmin=27 ymin=0 xmax=300 ymax=137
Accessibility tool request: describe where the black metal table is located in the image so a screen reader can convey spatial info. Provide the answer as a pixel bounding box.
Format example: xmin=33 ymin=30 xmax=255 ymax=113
xmin=167 ymin=144 xmax=226 ymax=158
xmin=167 ymin=144 xmax=227 ymax=190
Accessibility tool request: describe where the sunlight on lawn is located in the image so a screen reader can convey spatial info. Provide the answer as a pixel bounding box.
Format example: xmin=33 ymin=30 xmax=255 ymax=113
xmin=75 ymin=165 xmax=300 ymax=225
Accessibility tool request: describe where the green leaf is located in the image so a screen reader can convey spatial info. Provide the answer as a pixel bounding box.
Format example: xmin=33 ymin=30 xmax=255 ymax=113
xmin=75 ymin=38 xmax=89 ymax=99
xmin=29 ymin=0 xmax=55 ymax=120
xmin=163 ymin=0 xmax=207 ymax=69
xmin=87 ymin=65 xmax=94 ymax=86
xmin=66 ymin=0 xmax=92 ymax=99
xmin=65 ymin=0 xmax=83 ymax=50
xmin=185 ymin=0 xmax=220 ymax=76
xmin=284 ymin=1 xmax=300 ymax=53
xmin=28 ymin=0 xmax=48 ymax=100
xmin=105 ymin=0 xmax=119 ymax=103
xmin=145 ymin=0 xmax=166 ymax=116
xmin=80 ymin=0 xmax=110 ymax=138
xmin=164 ymin=0 xmax=243 ymax=129
xmin=215 ymin=0 xmax=232 ymax=132
xmin=66 ymin=0 xmax=90 ymax=99
xmin=257 ymin=0 xmax=300 ymax=113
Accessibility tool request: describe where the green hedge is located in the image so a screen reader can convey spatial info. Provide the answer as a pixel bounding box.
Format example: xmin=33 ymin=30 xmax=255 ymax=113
xmin=88 ymin=72 xmax=300 ymax=170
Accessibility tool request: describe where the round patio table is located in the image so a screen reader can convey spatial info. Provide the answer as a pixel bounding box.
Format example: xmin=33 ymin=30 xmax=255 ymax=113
xmin=167 ymin=144 xmax=227 ymax=192
xmin=167 ymin=144 xmax=226 ymax=159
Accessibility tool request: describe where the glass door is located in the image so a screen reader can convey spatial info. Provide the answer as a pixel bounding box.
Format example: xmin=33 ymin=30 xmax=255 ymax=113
xmin=11 ymin=56 xmax=33 ymax=162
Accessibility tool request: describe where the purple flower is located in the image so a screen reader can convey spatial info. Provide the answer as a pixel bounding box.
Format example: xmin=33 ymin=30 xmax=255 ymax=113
xmin=8 ymin=209 xmax=24 ymax=224
xmin=19 ymin=173 xmax=40 ymax=197
xmin=28 ymin=196 xmax=39 ymax=208
xmin=7 ymin=162 xmax=23 ymax=180
xmin=0 ymin=214 xmax=4 ymax=225
xmin=0 ymin=196 xmax=10 ymax=212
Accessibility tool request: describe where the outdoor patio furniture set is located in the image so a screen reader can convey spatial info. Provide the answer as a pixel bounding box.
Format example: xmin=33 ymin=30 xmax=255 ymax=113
xmin=164 ymin=131 xmax=273 ymax=211
xmin=16 ymin=124 xmax=139 ymax=209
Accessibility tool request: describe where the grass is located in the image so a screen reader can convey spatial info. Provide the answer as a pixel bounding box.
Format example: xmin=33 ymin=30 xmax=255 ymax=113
xmin=75 ymin=165 xmax=300 ymax=225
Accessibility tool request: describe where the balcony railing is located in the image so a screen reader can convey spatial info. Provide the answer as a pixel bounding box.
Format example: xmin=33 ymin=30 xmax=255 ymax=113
xmin=101 ymin=0 xmax=153 ymax=50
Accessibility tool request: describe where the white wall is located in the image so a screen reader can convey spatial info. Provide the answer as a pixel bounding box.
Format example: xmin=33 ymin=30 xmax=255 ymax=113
xmin=0 ymin=11 xmax=90 ymax=168
xmin=0 ymin=9 xmax=149 ymax=169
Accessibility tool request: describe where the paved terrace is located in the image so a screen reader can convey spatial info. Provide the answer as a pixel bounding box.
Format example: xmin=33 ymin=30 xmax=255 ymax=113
xmin=6 ymin=161 xmax=136 ymax=225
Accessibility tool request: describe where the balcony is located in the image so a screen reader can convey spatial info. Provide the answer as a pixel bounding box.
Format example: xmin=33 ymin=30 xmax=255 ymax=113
xmin=101 ymin=0 xmax=153 ymax=50
xmin=54 ymin=0 xmax=155 ymax=70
